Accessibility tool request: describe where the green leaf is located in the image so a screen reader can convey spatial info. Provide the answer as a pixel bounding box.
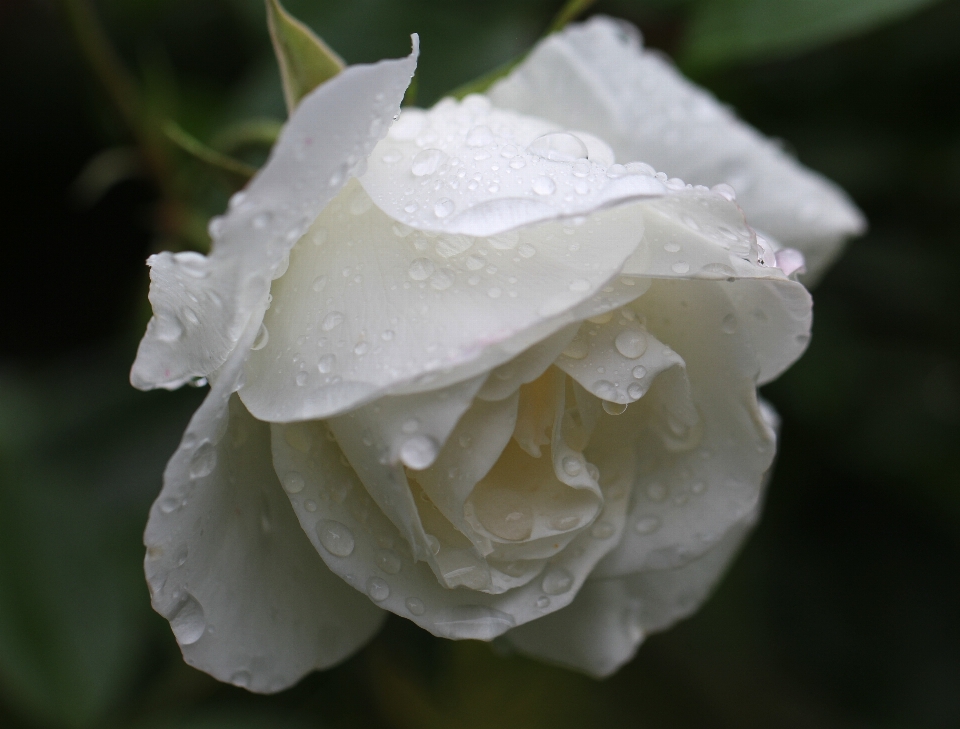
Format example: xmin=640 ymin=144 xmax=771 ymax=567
xmin=266 ymin=0 xmax=345 ymax=114
xmin=0 ymin=353 xmax=202 ymax=727
xmin=163 ymin=120 xmax=258 ymax=181
xmin=681 ymin=0 xmax=945 ymax=69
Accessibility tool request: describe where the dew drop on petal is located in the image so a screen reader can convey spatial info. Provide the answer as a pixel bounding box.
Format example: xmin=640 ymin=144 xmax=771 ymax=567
xmin=614 ymin=330 xmax=648 ymax=359
xmin=376 ymin=550 xmax=402 ymax=574
xmin=189 ymin=442 xmax=217 ymax=480
xmin=532 ymin=176 xmax=556 ymax=196
xmin=411 ymin=148 xmax=444 ymax=176
xmin=169 ymin=593 xmax=206 ymax=645
xmin=602 ymin=400 xmax=628 ymax=415
xmin=315 ymin=520 xmax=355 ymax=557
xmin=721 ymin=313 xmax=738 ymax=334
xmin=408 ymin=258 xmax=436 ymax=281
xmin=399 ymin=435 xmax=439 ymax=470
xmin=591 ymin=521 xmax=616 ymax=539
xmin=282 ymin=471 xmax=305 ymax=494
xmin=406 ymin=597 xmax=425 ymax=615
xmin=322 ymin=311 xmax=344 ymax=331
xmin=634 ymin=515 xmax=662 ymax=534
xmin=318 ymin=354 xmax=336 ymax=374
xmin=466 ymin=125 xmax=494 ymax=147
xmin=528 ymin=132 xmax=588 ymax=162
xmin=541 ymin=566 xmax=574 ymax=595
xmin=367 ymin=577 xmax=390 ymax=602
xmin=562 ymin=456 xmax=582 ymax=477
xmin=434 ymin=198 xmax=455 ymax=218
xmin=632 ymin=365 xmax=647 ymax=379
xmin=250 ymin=323 xmax=269 ymax=351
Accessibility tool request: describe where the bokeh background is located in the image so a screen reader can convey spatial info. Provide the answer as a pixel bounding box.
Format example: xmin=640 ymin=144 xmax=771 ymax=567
xmin=2 ymin=0 xmax=959 ymax=727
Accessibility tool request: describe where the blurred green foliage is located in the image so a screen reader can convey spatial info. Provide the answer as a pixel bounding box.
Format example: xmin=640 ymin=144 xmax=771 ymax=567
xmin=1 ymin=0 xmax=958 ymax=727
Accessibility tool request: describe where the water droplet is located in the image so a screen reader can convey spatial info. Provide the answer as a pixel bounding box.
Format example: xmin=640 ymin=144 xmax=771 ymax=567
xmin=562 ymin=338 xmax=589 ymax=359
xmin=229 ymin=191 xmax=247 ymax=209
xmin=528 ymin=132 xmax=588 ymax=162
xmin=322 ymin=311 xmax=344 ymax=331
xmin=295 ymin=371 xmax=308 ymax=386
xmin=305 ymin=500 xmax=317 ymax=512
xmin=169 ymin=593 xmax=206 ymax=645
xmin=354 ymin=341 xmax=369 ymax=355
xmin=282 ymin=471 xmax=305 ymax=494
xmin=376 ymin=549 xmax=402 ymax=574
xmin=434 ymin=198 xmax=455 ymax=218
xmin=602 ymin=400 xmax=628 ymax=415
xmin=250 ymin=323 xmax=269 ymax=351
xmin=487 ymin=287 xmax=502 ymax=299
xmin=367 ymin=577 xmax=390 ymax=601
xmin=591 ymin=521 xmax=616 ymax=539
xmin=311 ymin=275 xmax=327 ymax=293
xmin=488 ymin=230 xmax=520 ymax=250
xmin=532 ymin=176 xmax=556 ymax=195
xmin=399 ymin=435 xmax=439 ymax=470
xmin=569 ymin=278 xmax=590 ymax=292
xmin=189 ymin=442 xmax=217 ymax=479
xmin=316 ymin=520 xmax=355 ymax=557
xmin=549 ymin=515 xmax=580 ymax=531
xmin=425 ymin=534 xmax=440 ymax=555
xmin=614 ymin=330 xmax=648 ymax=359
xmin=632 ymin=365 xmax=647 ymax=379
xmin=382 ymin=150 xmax=403 ymax=163
xmin=593 ymin=380 xmax=617 ymax=401
xmin=406 ymin=597 xmax=425 ymax=615
xmin=562 ymin=456 xmax=582 ymax=477
xmin=311 ymin=227 xmax=328 ymax=246
xmin=664 ymin=242 xmax=682 ymax=253
xmin=401 ymin=418 xmax=419 ymax=434
xmin=252 ymin=212 xmax=272 ymax=229
xmin=318 ymin=354 xmax=336 ymax=373
xmin=536 ymin=595 xmax=551 ymax=608
xmin=411 ymin=148 xmax=445 ymax=176
xmin=154 ymin=316 xmax=183 ymax=343
xmin=159 ymin=497 xmax=180 ymax=514
xmin=671 ymin=261 xmax=690 ymax=274
xmin=381 ymin=329 xmax=395 ymax=341
xmin=466 ymin=125 xmax=494 ymax=147
xmin=634 ymin=516 xmax=662 ymax=534
xmin=721 ymin=313 xmax=738 ymax=334
xmin=541 ymin=566 xmax=574 ymax=595
xmin=627 ymin=382 xmax=645 ymax=400
xmin=408 ymin=258 xmax=436 ymax=281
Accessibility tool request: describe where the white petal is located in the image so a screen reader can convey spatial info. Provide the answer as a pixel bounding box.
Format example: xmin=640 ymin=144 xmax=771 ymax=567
xmin=144 ymin=390 xmax=385 ymax=693
xmin=621 ymin=189 xmax=813 ymax=385
xmin=325 ymin=376 xmax=487 ymax=560
xmin=504 ymin=520 xmax=752 ymax=677
xmin=270 ymin=412 xmax=632 ymax=640
xmin=359 ymin=96 xmax=665 ymax=237
xmin=239 ymin=182 xmax=646 ymax=421
xmin=592 ymin=278 xmax=781 ymax=578
xmin=131 ymin=42 xmax=419 ymax=391
xmin=488 ymin=16 xmax=865 ymax=282
xmin=477 ymin=324 xmax=578 ymax=401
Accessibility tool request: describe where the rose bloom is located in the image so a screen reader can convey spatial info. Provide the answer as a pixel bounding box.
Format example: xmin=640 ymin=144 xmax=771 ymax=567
xmin=132 ymin=18 xmax=864 ymax=692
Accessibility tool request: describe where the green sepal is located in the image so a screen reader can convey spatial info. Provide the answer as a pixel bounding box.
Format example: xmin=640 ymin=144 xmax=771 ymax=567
xmin=266 ymin=0 xmax=345 ymax=114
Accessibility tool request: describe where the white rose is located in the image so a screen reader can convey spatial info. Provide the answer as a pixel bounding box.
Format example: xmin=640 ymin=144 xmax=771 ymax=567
xmin=132 ymin=19 xmax=862 ymax=693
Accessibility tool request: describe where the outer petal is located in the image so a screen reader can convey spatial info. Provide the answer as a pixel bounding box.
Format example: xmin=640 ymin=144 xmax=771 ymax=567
xmin=358 ymin=96 xmax=665 ymax=237
xmin=592 ymin=278 xmax=779 ymax=578
xmin=239 ymin=182 xmax=646 ymax=421
xmin=622 ymin=188 xmax=813 ymax=385
xmin=504 ymin=520 xmax=752 ymax=677
xmin=131 ymin=41 xmax=419 ymax=391
xmin=488 ymin=16 xmax=866 ymax=281
xmin=144 ymin=369 xmax=385 ymax=692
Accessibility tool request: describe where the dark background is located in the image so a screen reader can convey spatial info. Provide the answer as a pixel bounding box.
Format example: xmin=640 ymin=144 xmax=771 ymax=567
xmin=1 ymin=0 xmax=958 ymax=727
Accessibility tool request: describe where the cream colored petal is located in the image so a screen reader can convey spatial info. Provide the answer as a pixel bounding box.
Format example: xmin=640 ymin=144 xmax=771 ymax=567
xmin=144 ymin=389 xmax=385 ymax=693
xmin=504 ymin=520 xmax=752 ymax=677
xmin=239 ymin=183 xmax=646 ymax=422
xmin=593 ymin=279 xmax=779 ymax=578
xmin=359 ymin=96 xmax=665 ymax=237
xmin=131 ymin=42 xmax=418 ymax=391
xmin=488 ymin=16 xmax=865 ymax=282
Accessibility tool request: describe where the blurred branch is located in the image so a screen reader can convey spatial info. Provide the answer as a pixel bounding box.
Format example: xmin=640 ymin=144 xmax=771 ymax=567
xmin=164 ymin=121 xmax=257 ymax=181
xmin=547 ymin=0 xmax=599 ymax=34
xmin=210 ymin=118 xmax=283 ymax=156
